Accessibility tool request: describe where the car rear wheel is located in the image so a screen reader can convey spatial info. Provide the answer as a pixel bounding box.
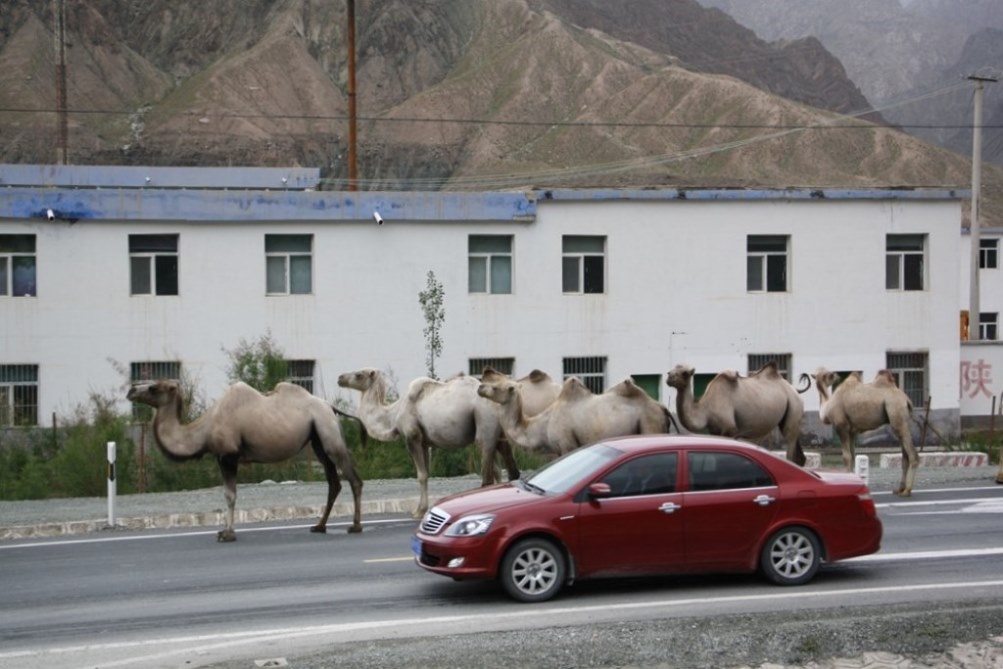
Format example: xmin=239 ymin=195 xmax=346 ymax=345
xmin=760 ymin=526 xmax=821 ymax=586
xmin=500 ymin=537 xmax=566 ymax=603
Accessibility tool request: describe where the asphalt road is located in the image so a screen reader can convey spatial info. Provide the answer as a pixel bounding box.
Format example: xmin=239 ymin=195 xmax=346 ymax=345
xmin=1 ymin=481 xmax=1002 ymax=669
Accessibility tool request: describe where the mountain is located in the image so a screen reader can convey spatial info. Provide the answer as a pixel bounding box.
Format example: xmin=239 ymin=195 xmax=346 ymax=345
xmin=0 ymin=0 xmax=999 ymax=224
xmin=697 ymin=0 xmax=1003 ymax=166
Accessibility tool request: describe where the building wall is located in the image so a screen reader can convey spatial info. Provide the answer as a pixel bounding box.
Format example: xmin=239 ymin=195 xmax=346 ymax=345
xmin=0 ymin=177 xmax=964 ymax=443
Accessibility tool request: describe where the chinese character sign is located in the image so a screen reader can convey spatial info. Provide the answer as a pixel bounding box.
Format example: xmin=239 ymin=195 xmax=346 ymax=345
xmin=960 ymin=359 xmax=994 ymax=399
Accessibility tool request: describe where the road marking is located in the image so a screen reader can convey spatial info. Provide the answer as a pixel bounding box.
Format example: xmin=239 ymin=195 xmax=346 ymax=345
xmin=4 ymin=578 xmax=1003 ymax=667
xmin=849 ymin=547 xmax=1003 ymax=562
xmin=364 ymin=556 xmax=414 ymax=563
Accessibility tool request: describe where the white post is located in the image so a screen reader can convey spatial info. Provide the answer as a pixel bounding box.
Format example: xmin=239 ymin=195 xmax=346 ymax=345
xmin=968 ymin=73 xmax=999 ymax=340
xmin=107 ymin=441 xmax=117 ymax=528
xmin=854 ymin=454 xmax=869 ymax=484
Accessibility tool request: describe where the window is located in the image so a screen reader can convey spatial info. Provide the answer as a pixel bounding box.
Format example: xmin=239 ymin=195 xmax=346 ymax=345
xmin=130 ymin=361 xmax=181 ymax=420
xmin=747 ymin=235 xmax=788 ymax=292
xmin=0 ymin=364 xmax=39 ymax=426
xmin=562 ymin=235 xmax=605 ymax=294
xmin=630 ymin=374 xmax=661 ymax=400
xmin=469 ymin=358 xmax=514 ymax=376
xmin=600 ymin=453 xmax=677 ymax=497
xmin=130 ymin=234 xmax=178 ymax=296
xmin=266 ymin=234 xmax=312 ymax=295
xmin=748 ymin=353 xmax=792 ymax=381
xmin=286 ymin=360 xmax=315 ymax=394
xmin=563 ymin=356 xmax=606 ymax=393
xmin=980 ymin=313 xmax=999 ymax=341
xmin=687 ymin=451 xmax=774 ymax=491
xmin=886 ymin=351 xmax=927 ymax=408
xmin=980 ymin=238 xmax=999 ymax=269
xmin=886 ymin=234 xmax=925 ymax=291
xmin=0 ymin=234 xmax=37 ymax=297
xmin=468 ymin=235 xmax=512 ymax=294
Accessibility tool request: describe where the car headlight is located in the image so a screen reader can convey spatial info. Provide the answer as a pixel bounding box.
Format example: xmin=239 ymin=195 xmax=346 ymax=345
xmin=444 ymin=513 xmax=495 ymax=537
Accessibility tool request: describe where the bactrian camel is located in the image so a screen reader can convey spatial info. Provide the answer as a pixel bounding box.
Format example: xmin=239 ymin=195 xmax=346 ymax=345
xmin=477 ymin=374 xmax=673 ymax=457
xmin=666 ymin=362 xmax=809 ymax=465
xmin=337 ymin=368 xmax=516 ymax=518
xmin=127 ymin=380 xmax=363 ymax=541
xmin=812 ymin=368 xmax=918 ymax=496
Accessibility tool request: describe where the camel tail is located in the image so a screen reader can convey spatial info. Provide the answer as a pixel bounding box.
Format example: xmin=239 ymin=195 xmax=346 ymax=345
xmin=796 ymin=373 xmax=812 ymax=394
xmin=663 ymin=405 xmax=680 ymax=433
xmin=332 ymin=406 xmax=369 ymax=447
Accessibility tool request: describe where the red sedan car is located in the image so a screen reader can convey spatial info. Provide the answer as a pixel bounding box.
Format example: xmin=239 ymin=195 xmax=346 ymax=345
xmin=412 ymin=435 xmax=881 ymax=602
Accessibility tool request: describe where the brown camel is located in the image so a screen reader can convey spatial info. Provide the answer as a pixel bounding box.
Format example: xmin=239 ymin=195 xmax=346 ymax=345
xmin=666 ymin=362 xmax=808 ymax=465
xmin=813 ymin=368 xmax=918 ymax=496
xmin=126 ymin=379 xmax=363 ymax=541
xmin=337 ymin=368 xmax=515 ymax=518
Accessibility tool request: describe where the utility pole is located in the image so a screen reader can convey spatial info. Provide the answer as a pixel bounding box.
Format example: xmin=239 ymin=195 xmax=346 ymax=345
xmin=346 ymin=0 xmax=358 ymax=191
xmin=968 ymin=72 xmax=998 ymax=340
xmin=54 ymin=0 xmax=68 ymax=164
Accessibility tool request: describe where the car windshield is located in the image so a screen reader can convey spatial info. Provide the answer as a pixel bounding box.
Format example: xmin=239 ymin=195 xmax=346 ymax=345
xmin=524 ymin=443 xmax=622 ymax=494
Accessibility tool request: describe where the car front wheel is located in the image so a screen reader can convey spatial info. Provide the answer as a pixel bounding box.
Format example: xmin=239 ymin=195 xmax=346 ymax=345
xmin=500 ymin=537 xmax=566 ymax=603
xmin=760 ymin=526 xmax=821 ymax=586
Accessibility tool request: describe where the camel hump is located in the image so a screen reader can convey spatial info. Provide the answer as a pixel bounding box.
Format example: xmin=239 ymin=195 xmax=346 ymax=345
xmin=873 ymin=369 xmax=898 ymax=387
xmin=609 ymin=377 xmax=644 ymax=398
xmin=717 ymin=369 xmax=741 ymax=385
xmin=558 ymin=376 xmax=592 ymax=401
xmin=753 ymin=361 xmax=781 ymax=378
xmin=406 ymin=377 xmax=442 ymax=403
xmin=480 ymin=367 xmax=508 ymax=383
xmin=523 ymin=369 xmax=552 ymax=384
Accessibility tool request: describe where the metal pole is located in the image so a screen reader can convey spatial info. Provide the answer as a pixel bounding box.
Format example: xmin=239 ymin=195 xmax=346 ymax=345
xmin=54 ymin=0 xmax=68 ymax=165
xmin=968 ymin=74 xmax=998 ymax=339
xmin=346 ymin=0 xmax=358 ymax=191
xmin=107 ymin=441 xmax=117 ymax=528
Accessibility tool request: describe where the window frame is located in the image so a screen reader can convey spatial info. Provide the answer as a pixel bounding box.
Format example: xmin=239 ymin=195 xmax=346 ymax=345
xmin=886 ymin=234 xmax=926 ymax=291
xmin=468 ymin=235 xmax=513 ymax=295
xmin=469 ymin=358 xmax=514 ymax=376
xmin=562 ymin=235 xmax=606 ymax=294
xmin=979 ymin=312 xmax=999 ymax=341
xmin=129 ymin=234 xmax=179 ymax=296
xmin=0 ymin=364 xmax=39 ymax=426
xmin=886 ymin=351 xmax=928 ymax=408
xmin=0 ymin=234 xmax=37 ymax=297
xmin=746 ymin=235 xmax=788 ymax=293
xmin=285 ymin=359 xmax=316 ymax=394
xmin=979 ymin=238 xmax=999 ymax=270
xmin=265 ymin=234 xmax=313 ymax=295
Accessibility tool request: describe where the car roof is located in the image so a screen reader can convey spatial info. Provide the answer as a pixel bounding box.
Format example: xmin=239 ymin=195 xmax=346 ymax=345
xmin=597 ymin=433 xmax=769 ymax=453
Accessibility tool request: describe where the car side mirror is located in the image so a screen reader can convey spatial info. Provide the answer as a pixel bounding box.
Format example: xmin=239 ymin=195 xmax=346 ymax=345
xmin=588 ymin=482 xmax=612 ymax=499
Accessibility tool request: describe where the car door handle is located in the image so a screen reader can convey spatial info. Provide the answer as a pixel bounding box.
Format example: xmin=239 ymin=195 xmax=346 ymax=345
xmin=658 ymin=502 xmax=680 ymax=514
xmin=753 ymin=494 xmax=776 ymax=506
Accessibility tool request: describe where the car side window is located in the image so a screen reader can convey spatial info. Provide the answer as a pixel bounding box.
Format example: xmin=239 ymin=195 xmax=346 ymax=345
xmin=687 ymin=452 xmax=774 ymax=491
xmin=599 ymin=453 xmax=677 ymax=497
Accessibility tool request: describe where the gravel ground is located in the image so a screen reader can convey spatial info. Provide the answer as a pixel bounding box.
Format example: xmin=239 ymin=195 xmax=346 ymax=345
xmin=3 ymin=462 xmax=1002 ymax=668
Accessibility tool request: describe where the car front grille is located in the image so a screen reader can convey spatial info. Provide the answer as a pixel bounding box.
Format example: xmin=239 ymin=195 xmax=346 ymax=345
xmin=420 ymin=507 xmax=450 ymax=535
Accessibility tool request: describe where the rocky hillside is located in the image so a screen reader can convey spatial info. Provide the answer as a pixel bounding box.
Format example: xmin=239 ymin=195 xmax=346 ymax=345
xmin=0 ymin=0 xmax=999 ymax=223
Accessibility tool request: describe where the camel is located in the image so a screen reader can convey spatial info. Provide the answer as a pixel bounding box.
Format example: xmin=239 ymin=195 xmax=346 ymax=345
xmin=480 ymin=367 xmax=562 ymax=418
xmin=337 ymin=368 xmax=516 ymax=518
xmin=665 ymin=362 xmax=808 ymax=466
xmin=477 ymin=374 xmax=674 ymax=457
xmin=812 ymin=368 xmax=918 ymax=496
xmin=126 ymin=379 xmax=363 ymax=541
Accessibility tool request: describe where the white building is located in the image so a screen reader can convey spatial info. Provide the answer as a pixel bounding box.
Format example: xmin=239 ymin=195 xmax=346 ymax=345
xmin=0 ymin=165 xmax=969 ymax=442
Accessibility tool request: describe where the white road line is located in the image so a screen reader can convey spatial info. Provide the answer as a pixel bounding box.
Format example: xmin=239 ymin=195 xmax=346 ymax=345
xmin=4 ymin=578 xmax=1003 ymax=667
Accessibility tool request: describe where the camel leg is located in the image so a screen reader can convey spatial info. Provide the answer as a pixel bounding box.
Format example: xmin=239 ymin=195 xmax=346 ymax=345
xmin=314 ymin=434 xmax=364 ymax=534
xmin=216 ymin=455 xmax=239 ymax=543
xmin=997 ymin=453 xmax=1003 ymax=485
xmin=836 ymin=426 xmax=854 ymax=471
xmin=498 ymin=439 xmax=520 ymax=482
xmin=783 ymin=422 xmax=806 ymax=467
xmin=894 ymin=433 xmax=919 ymax=497
xmin=405 ymin=435 xmax=431 ymax=519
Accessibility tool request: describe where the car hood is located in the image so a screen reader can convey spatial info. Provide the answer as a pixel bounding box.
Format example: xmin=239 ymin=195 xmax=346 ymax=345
xmin=433 ymin=482 xmax=549 ymax=517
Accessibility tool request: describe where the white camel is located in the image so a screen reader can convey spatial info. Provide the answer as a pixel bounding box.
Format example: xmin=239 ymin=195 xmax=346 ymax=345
xmin=665 ymin=362 xmax=808 ymax=465
xmin=481 ymin=367 xmax=562 ymax=417
xmin=813 ymin=368 xmax=918 ymax=496
xmin=477 ymin=374 xmax=673 ymax=457
xmin=336 ymin=368 xmax=515 ymax=518
xmin=126 ymin=380 xmax=363 ymax=541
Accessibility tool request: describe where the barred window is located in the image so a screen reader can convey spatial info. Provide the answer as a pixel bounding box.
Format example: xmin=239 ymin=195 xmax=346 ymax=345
xmin=0 ymin=364 xmax=39 ymax=426
xmin=748 ymin=353 xmax=792 ymax=381
xmin=469 ymin=358 xmax=514 ymax=376
xmin=286 ymin=360 xmax=315 ymax=394
xmin=563 ymin=356 xmax=606 ymax=394
xmin=886 ymin=351 xmax=927 ymax=408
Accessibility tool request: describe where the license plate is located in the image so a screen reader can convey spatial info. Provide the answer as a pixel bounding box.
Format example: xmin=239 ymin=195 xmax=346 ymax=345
xmin=410 ymin=535 xmax=422 ymax=558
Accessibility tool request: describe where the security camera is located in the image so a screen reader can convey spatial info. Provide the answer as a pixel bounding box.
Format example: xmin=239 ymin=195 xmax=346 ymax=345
xmin=46 ymin=208 xmax=55 ymax=221
xmin=373 ymin=211 xmax=384 ymax=225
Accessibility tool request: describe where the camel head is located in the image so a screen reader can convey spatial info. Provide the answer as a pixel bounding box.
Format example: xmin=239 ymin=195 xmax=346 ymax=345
xmin=126 ymin=379 xmax=182 ymax=409
xmin=812 ymin=368 xmax=840 ymax=391
xmin=665 ymin=365 xmax=695 ymax=391
xmin=477 ymin=378 xmax=518 ymax=405
xmin=337 ymin=368 xmax=380 ymax=391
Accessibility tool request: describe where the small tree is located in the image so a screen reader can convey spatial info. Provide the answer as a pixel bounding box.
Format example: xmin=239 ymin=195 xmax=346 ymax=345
xmin=418 ymin=270 xmax=445 ymax=379
xmin=224 ymin=330 xmax=288 ymax=392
